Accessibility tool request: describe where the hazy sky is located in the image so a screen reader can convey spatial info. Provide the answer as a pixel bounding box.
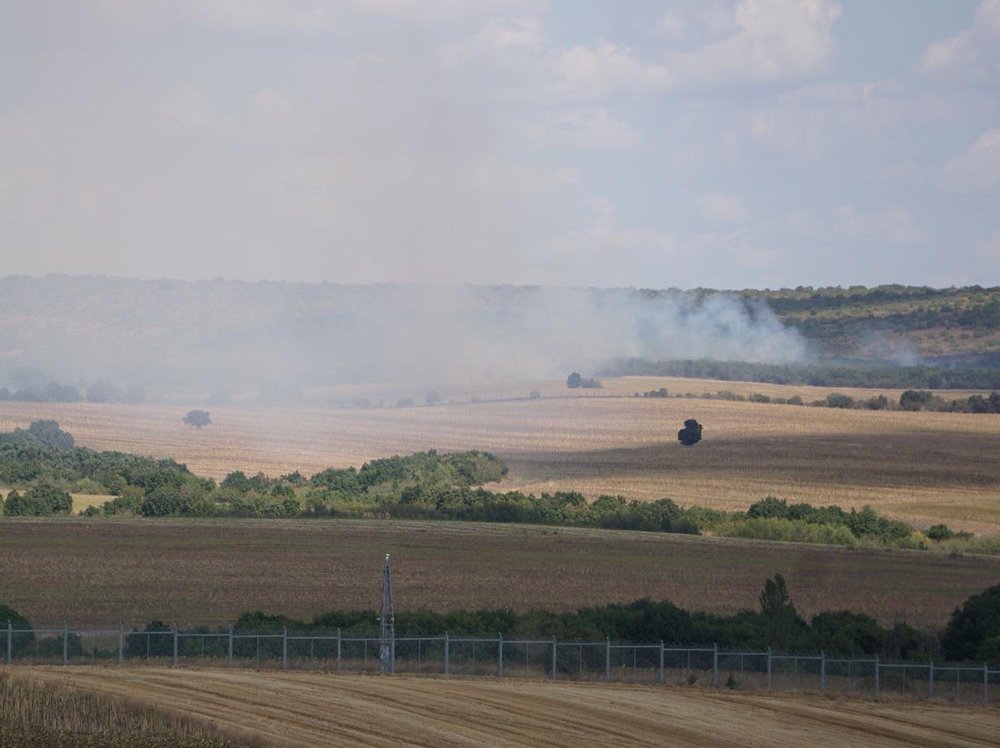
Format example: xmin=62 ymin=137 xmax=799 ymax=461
xmin=1 ymin=1 xmax=998 ymax=289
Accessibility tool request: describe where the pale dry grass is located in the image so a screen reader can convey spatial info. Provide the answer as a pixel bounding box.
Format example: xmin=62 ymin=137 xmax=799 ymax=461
xmin=21 ymin=667 xmax=1000 ymax=748
xmin=2 ymin=376 xmax=999 ymax=530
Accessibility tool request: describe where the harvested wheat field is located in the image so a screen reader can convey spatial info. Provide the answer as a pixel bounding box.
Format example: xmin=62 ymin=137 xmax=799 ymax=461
xmin=3 ymin=377 xmax=1000 ymax=530
xmin=18 ymin=667 xmax=1000 ymax=748
xmin=4 ymin=518 xmax=1000 ymax=629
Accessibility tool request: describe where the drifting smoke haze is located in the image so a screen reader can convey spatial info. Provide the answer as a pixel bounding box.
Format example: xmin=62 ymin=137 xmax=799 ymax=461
xmin=0 ymin=275 xmax=806 ymax=396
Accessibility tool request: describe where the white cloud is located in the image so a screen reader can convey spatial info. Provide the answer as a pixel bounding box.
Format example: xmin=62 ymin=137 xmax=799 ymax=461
xmin=834 ymin=205 xmax=922 ymax=245
xmin=440 ymin=16 xmax=544 ymax=64
xmin=528 ymin=108 xmax=640 ymax=151
xmin=946 ymin=127 xmax=1000 ymax=189
xmin=544 ymin=196 xmax=677 ymax=285
xmin=697 ymin=191 xmax=748 ymax=223
xmin=673 ymin=0 xmax=841 ymax=84
xmin=922 ymin=0 xmax=1000 ymax=81
xmin=471 ymin=158 xmax=578 ymax=194
xmin=655 ymin=11 xmax=688 ymax=40
xmin=746 ymin=82 xmax=940 ymax=159
xmin=157 ymin=86 xmax=218 ymax=131
xmin=550 ymin=41 xmax=673 ymax=100
xmin=193 ymin=0 xmax=337 ymax=32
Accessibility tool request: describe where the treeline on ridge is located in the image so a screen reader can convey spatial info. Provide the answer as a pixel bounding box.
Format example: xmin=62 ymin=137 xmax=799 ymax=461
xmin=606 ymin=358 xmax=1000 ymax=390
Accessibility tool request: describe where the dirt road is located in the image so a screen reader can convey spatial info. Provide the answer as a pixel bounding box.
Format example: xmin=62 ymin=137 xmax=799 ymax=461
xmin=19 ymin=667 xmax=1000 ymax=747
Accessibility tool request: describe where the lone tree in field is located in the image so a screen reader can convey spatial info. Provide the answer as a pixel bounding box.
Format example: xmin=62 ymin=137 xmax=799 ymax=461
xmin=566 ymin=371 xmax=582 ymax=388
xmin=677 ymin=418 xmax=702 ymax=446
xmin=183 ymin=409 xmax=212 ymax=429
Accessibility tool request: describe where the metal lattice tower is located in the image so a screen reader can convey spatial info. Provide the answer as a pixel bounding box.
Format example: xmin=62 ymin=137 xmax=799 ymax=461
xmin=379 ymin=553 xmax=395 ymax=673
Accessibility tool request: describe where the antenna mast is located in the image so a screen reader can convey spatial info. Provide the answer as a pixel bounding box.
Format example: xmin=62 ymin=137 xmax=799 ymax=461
xmin=379 ymin=553 xmax=395 ymax=673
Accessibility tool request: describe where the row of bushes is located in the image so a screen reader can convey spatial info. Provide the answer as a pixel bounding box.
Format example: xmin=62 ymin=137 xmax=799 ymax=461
xmin=0 ymin=422 xmax=988 ymax=557
xmin=607 ymin=358 xmax=1000 ymax=390
xmin=17 ymin=576 xmax=1000 ymax=662
xmin=641 ymin=388 xmax=1000 ymax=413
xmin=0 ymin=378 xmax=144 ymax=404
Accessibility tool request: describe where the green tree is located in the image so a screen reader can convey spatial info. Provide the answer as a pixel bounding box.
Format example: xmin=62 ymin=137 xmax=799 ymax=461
xmin=941 ymin=583 xmax=1000 ymax=661
xmin=900 ymin=389 xmax=934 ymax=411
xmin=566 ymin=372 xmax=582 ymax=388
xmin=677 ymin=418 xmax=703 ymax=446
xmin=182 ymin=409 xmax=212 ymax=428
xmin=759 ymin=574 xmax=806 ymax=650
xmin=2 ymin=484 xmax=72 ymax=516
xmin=0 ymin=604 xmax=35 ymax=655
xmin=26 ymin=420 xmax=74 ymax=448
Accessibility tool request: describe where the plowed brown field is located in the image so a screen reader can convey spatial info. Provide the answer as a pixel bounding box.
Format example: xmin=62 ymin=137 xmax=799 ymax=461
xmin=4 ymin=518 xmax=1000 ymax=628
xmin=19 ymin=667 xmax=1000 ymax=747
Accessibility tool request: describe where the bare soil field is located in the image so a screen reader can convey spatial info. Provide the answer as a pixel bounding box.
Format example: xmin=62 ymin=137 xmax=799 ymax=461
xmin=2 ymin=518 xmax=999 ymax=629
xmin=18 ymin=667 xmax=1000 ymax=748
xmin=3 ymin=376 xmax=1000 ymax=530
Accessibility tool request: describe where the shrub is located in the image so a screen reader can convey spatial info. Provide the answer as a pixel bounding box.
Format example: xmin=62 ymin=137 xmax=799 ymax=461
xmin=926 ymin=523 xmax=955 ymax=541
xmin=2 ymin=484 xmax=72 ymax=516
xmin=182 ymin=409 xmax=212 ymax=428
xmin=941 ymin=583 xmax=1000 ymax=661
xmin=677 ymin=419 xmax=703 ymax=446
xmin=826 ymin=392 xmax=855 ymax=409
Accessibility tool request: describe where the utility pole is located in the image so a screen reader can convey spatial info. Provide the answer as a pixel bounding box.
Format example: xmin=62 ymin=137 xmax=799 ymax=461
xmin=379 ymin=553 xmax=395 ymax=674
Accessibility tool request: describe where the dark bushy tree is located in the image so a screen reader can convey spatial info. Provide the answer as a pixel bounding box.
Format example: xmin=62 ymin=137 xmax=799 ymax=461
xmin=900 ymin=389 xmax=935 ymax=411
xmin=2 ymin=483 xmax=72 ymax=516
xmin=941 ymin=583 xmax=1000 ymax=662
xmin=0 ymin=604 xmax=35 ymax=655
xmin=677 ymin=418 xmax=703 ymax=446
xmin=566 ymin=372 xmax=582 ymax=388
xmin=26 ymin=420 xmax=74 ymax=448
xmin=182 ymin=409 xmax=212 ymax=428
xmin=825 ymin=392 xmax=855 ymax=409
xmin=759 ymin=574 xmax=807 ymax=651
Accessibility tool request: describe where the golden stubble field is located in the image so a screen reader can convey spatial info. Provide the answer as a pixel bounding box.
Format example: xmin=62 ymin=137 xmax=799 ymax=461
xmin=2 ymin=376 xmax=999 ymax=531
xmin=19 ymin=667 xmax=1000 ymax=748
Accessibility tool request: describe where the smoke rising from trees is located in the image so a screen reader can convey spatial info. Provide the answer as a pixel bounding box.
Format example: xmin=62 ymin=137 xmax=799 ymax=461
xmin=0 ymin=276 xmax=806 ymax=395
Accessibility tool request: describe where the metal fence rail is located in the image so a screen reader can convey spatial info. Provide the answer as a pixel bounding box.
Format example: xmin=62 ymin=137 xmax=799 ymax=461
xmin=4 ymin=622 xmax=998 ymax=704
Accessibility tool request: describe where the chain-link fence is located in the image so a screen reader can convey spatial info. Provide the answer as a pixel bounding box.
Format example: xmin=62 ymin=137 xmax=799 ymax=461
xmin=4 ymin=622 xmax=998 ymax=704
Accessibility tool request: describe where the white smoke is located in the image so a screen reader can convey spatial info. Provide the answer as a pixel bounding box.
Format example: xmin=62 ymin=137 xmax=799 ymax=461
xmin=0 ymin=276 xmax=808 ymax=391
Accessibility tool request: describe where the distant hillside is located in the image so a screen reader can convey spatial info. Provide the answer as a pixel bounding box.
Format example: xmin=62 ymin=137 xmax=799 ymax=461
xmin=0 ymin=276 xmax=997 ymax=398
xmin=748 ymin=285 xmax=1000 ymax=365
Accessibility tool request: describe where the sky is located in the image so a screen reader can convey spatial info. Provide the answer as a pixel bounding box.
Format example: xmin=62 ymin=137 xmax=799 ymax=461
xmin=1 ymin=0 xmax=998 ymax=290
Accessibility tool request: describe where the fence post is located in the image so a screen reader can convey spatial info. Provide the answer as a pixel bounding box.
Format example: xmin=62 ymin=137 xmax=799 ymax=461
xmin=6 ymin=621 xmax=11 ymax=665
xmin=984 ymin=663 xmax=989 ymax=706
xmin=712 ymin=643 xmax=719 ymax=688
xmin=659 ymin=641 xmax=665 ymax=685
xmin=444 ymin=633 xmax=450 ymax=676
xmin=498 ymin=633 xmax=503 ymax=677
xmin=337 ymin=628 xmax=342 ymax=672
xmin=227 ymin=625 xmax=233 ymax=668
xmin=173 ymin=625 xmax=179 ymax=667
xmin=605 ymin=638 xmax=611 ymax=681
xmin=282 ymin=627 xmax=288 ymax=670
xmin=929 ymin=660 xmax=934 ymax=699
xmin=551 ymin=636 xmax=557 ymax=680
xmin=767 ymin=647 xmax=772 ymax=690
xmin=820 ymin=651 xmax=826 ymax=694
xmin=62 ymin=624 xmax=68 ymax=665
xmin=874 ymin=655 xmax=880 ymax=698
xmin=118 ymin=623 xmax=124 ymax=664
